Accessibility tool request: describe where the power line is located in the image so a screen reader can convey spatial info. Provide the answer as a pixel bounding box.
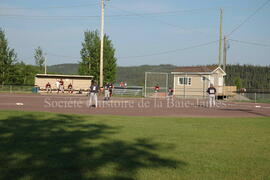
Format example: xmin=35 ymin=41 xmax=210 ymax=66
xmin=118 ymin=40 xmax=219 ymax=59
xmin=0 ymin=14 xmax=100 ymax=18
xmin=227 ymin=0 xmax=270 ymax=37
xmin=109 ymin=5 xmax=198 ymax=32
xmin=40 ymin=40 xmax=218 ymax=60
xmin=109 ymin=7 xmax=220 ymax=16
xmin=0 ymin=3 xmax=99 ymax=10
xmin=0 ymin=7 xmax=219 ymax=20
xmin=0 ymin=13 xmax=212 ymax=20
xmin=229 ymin=39 xmax=270 ymax=47
xmin=46 ymin=53 xmax=80 ymax=60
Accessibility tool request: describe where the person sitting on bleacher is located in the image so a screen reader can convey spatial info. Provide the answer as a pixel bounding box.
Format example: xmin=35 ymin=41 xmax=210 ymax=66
xmin=68 ymin=83 xmax=73 ymax=94
xmin=45 ymin=82 xmax=52 ymax=93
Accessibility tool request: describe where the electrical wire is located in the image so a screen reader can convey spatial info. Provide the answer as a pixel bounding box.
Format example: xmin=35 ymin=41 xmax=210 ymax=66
xmin=229 ymin=39 xmax=270 ymax=47
xmin=109 ymin=5 xmax=196 ymax=33
xmin=0 ymin=14 xmax=100 ymax=19
xmin=109 ymin=7 xmax=220 ymax=16
xmin=45 ymin=53 xmax=80 ymax=60
xmin=0 ymin=3 xmax=99 ymax=10
xmin=118 ymin=40 xmax=219 ymax=59
xmin=227 ymin=0 xmax=270 ymax=37
xmin=41 ymin=40 xmax=218 ymax=60
xmin=0 ymin=7 xmax=220 ymax=20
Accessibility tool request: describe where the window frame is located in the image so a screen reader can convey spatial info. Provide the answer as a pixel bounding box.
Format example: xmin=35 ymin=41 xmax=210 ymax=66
xmin=178 ymin=77 xmax=192 ymax=86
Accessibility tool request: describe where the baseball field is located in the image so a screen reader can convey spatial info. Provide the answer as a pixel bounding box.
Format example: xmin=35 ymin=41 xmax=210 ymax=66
xmin=0 ymin=93 xmax=270 ymax=179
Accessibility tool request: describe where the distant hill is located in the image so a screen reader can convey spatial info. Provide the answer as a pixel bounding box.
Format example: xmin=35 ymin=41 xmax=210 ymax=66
xmin=48 ymin=63 xmax=270 ymax=89
xmin=48 ymin=64 xmax=79 ymax=75
xmin=117 ymin=64 xmax=177 ymax=86
xmin=48 ymin=64 xmax=177 ymax=85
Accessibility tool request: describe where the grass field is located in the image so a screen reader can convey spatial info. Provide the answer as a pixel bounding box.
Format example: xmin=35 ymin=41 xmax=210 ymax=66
xmin=0 ymin=111 xmax=269 ymax=180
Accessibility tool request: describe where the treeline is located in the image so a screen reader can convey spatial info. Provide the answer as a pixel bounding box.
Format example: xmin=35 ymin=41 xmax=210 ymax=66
xmin=43 ymin=63 xmax=270 ymax=89
xmin=117 ymin=64 xmax=270 ymax=89
xmin=0 ymin=29 xmax=117 ymax=86
xmin=117 ymin=64 xmax=176 ymax=86
xmin=225 ymin=64 xmax=270 ymax=90
xmin=3 ymin=63 xmax=40 ymax=85
xmin=0 ymin=28 xmax=48 ymax=86
xmin=1 ymin=27 xmax=269 ymax=89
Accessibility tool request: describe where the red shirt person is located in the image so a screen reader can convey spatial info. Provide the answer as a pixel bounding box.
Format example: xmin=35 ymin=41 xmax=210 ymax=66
xmin=68 ymin=83 xmax=73 ymax=93
xmin=109 ymin=83 xmax=114 ymax=97
xmin=168 ymin=87 xmax=173 ymax=96
xmin=154 ymin=84 xmax=160 ymax=93
xmin=59 ymin=79 xmax=64 ymax=93
xmin=45 ymin=82 xmax=52 ymax=93
xmin=120 ymin=81 xmax=125 ymax=88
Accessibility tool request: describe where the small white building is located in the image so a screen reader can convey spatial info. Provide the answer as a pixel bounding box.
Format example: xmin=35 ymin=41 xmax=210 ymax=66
xmin=171 ymin=66 xmax=227 ymax=97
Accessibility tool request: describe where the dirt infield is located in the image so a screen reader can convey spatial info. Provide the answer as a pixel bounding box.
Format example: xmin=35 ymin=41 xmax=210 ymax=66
xmin=0 ymin=93 xmax=270 ymax=117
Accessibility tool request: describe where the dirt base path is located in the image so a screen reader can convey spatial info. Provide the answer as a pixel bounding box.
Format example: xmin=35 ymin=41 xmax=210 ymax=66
xmin=0 ymin=93 xmax=270 ymax=117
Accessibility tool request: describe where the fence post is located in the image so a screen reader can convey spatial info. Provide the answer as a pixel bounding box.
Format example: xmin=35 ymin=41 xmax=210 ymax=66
xmin=144 ymin=72 xmax=147 ymax=97
xmin=203 ymin=77 xmax=205 ymax=99
xmin=255 ymin=92 xmax=257 ymax=104
xmin=165 ymin=73 xmax=168 ymax=96
xmin=184 ymin=74 xmax=187 ymax=99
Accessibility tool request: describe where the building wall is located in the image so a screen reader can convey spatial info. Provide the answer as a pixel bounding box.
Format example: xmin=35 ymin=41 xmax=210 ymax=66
xmin=35 ymin=77 xmax=92 ymax=90
xmin=174 ymin=74 xmax=206 ymax=97
xmin=211 ymin=69 xmax=225 ymax=94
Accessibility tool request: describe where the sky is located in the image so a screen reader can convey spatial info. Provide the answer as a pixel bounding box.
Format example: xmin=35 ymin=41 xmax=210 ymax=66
xmin=1 ymin=0 xmax=270 ymax=66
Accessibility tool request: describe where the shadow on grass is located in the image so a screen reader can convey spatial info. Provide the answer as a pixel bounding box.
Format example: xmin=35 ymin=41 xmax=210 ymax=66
xmin=220 ymin=108 xmax=269 ymax=117
xmin=0 ymin=113 xmax=185 ymax=179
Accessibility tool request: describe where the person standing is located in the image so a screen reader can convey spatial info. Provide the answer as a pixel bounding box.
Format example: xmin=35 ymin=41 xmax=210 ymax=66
xmin=120 ymin=81 xmax=125 ymax=88
xmin=168 ymin=87 xmax=173 ymax=97
xmin=89 ymin=81 xmax=99 ymax=108
xmin=55 ymin=79 xmax=60 ymax=94
xmin=104 ymin=83 xmax=110 ymax=101
xmin=207 ymin=84 xmax=217 ymax=107
xmin=109 ymin=83 xmax=114 ymax=98
xmin=59 ymin=79 xmax=64 ymax=93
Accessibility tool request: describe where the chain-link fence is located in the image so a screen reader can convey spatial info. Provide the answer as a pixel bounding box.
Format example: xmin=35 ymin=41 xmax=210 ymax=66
xmin=112 ymin=86 xmax=143 ymax=97
xmin=144 ymin=72 xmax=174 ymax=97
xmin=144 ymin=72 xmax=236 ymax=99
xmin=0 ymin=85 xmax=34 ymax=93
xmin=232 ymin=92 xmax=270 ymax=103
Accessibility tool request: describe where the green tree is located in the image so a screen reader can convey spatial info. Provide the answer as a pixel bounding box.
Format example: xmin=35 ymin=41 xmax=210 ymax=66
xmin=234 ymin=76 xmax=242 ymax=90
xmin=10 ymin=62 xmax=40 ymax=85
xmin=0 ymin=28 xmax=17 ymax=85
xmin=34 ymin=46 xmax=45 ymax=72
xmin=79 ymin=30 xmax=117 ymax=85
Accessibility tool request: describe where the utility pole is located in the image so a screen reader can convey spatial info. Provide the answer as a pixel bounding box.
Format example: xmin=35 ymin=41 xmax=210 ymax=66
xmin=88 ymin=56 xmax=91 ymax=74
xmin=218 ymin=8 xmax=223 ymax=67
xmin=44 ymin=57 xmax=47 ymax=75
xmin=99 ymin=0 xmax=105 ymax=87
xmin=223 ymin=36 xmax=227 ymax=72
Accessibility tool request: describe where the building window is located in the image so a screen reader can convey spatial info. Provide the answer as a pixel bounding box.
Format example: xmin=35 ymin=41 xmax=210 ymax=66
xmin=178 ymin=77 xmax=191 ymax=85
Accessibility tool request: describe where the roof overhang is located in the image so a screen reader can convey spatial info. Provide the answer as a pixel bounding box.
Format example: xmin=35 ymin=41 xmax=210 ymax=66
xmin=171 ymin=72 xmax=212 ymax=75
xmin=171 ymin=66 xmax=226 ymax=76
xmin=213 ymin=66 xmax=226 ymax=75
xmin=35 ymin=74 xmax=94 ymax=79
